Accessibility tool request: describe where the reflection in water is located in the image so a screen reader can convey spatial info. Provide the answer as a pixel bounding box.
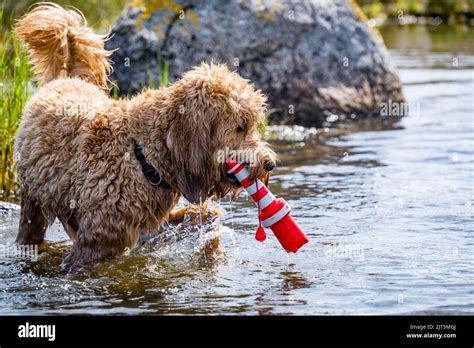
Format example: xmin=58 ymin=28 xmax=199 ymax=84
xmin=280 ymin=271 xmax=311 ymax=291
xmin=0 ymin=25 xmax=473 ymax=315
xmin=254 ymin=266 xmax=312 ymax=315
xmin=379 ymin=24 xmax=474 ymax=55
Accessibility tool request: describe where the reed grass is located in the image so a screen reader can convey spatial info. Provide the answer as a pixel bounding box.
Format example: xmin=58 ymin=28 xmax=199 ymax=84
xmin=1 ymin=0 xmax=128 ymax=33
xmin=0 ymin=12 xmax=34 ymax=201
xmin=147 ymin=51 xmax=170 ymax=89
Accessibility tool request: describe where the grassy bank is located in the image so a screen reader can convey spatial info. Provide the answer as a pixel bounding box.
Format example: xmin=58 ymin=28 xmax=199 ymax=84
xmin=357 ymin=0 xmax=474 ymax=24
xmin=1 ymin=0 xmax=128 ymax=33
xmin=0 ymin=22 xmax=33 ymax=201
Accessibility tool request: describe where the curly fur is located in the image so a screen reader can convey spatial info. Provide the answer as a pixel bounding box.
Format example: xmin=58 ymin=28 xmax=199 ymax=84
xmin=15 ymin=2 xmax=113 ymax=88
xmin=14 ymin=4 xmax=276 ymax=269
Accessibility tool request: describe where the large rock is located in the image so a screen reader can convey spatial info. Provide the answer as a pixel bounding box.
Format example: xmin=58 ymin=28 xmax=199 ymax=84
xmin=107 ymin=0 xmax=404 ymax=127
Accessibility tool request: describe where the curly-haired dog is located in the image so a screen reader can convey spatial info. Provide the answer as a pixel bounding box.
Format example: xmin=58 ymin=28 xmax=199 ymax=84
xmin=14 ymin=4 xmax=276 ymax=269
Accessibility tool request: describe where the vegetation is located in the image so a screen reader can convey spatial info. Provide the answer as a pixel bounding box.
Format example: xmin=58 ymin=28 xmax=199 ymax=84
xmin=0 ymin=8 xmax=34 ymax=201
xmin=357 ymin=0 xmax=474 ymax=22
xmin=147 ymin=52 xmax=170 ymax=89
xmin=1 ymin=0 xmax=128 ymax=33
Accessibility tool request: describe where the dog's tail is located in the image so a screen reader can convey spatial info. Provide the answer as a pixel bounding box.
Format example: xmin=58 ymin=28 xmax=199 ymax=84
xmin=15 ymin=3 xmax=114 ymax=89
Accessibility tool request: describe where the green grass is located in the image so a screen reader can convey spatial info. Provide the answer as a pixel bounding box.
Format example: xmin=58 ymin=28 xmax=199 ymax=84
xmin=356 ymin=0 xmax=473 ymax=21
xmin=0 ymin=25 xmax=34 ymax=201
xmin=1 ymin=0 xmax=129 ymax=34
xmin=111 ymin=52 xmax=169 ymax=97
xmin=146 ymin=51 xmax=170 ymax=89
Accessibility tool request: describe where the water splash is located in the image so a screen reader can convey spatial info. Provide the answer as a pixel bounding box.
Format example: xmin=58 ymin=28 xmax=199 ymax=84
xmin=136 ymin=202 xmax=224 ymax=270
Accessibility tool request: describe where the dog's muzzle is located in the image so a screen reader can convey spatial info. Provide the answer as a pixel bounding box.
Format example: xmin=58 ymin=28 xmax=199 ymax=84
xmin=226 ymin=160 xmax=275 ymax=186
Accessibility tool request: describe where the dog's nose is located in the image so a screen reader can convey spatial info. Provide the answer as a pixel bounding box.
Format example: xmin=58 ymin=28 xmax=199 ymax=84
xmin=264 ymin=160 xmax=276 ymax=172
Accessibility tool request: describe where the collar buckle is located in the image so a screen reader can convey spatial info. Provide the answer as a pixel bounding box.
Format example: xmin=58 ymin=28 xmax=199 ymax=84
xmin=134 ymin=144 xmax=171 ymax=190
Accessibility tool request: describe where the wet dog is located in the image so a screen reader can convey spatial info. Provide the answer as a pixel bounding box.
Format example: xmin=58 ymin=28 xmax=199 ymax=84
xmin=14 ymin=4 xmax=275 ymax=269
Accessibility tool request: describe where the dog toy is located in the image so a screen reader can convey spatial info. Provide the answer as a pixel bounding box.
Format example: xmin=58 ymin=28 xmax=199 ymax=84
xmin=226 ymin=160 xmax=309 ymax=253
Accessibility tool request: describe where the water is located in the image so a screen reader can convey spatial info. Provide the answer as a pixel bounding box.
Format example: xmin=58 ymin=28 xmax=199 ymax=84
xmin=0 ymin=25 xmax=473 ymax=315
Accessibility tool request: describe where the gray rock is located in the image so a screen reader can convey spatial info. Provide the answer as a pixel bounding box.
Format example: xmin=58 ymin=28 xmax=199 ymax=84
xmin=107 ymin=0 xmax=404 ymax=127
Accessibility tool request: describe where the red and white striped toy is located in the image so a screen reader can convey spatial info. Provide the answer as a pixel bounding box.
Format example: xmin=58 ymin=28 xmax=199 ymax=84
xmin=226 ymin=160 xmax=309 ymax=253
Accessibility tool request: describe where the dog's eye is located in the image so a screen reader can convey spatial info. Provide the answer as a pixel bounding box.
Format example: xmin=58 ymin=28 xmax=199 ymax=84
xmin=236 ymin=125 xmax=246 ymax=132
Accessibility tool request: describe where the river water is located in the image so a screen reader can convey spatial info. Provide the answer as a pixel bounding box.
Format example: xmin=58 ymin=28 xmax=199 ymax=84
xmin=0 ymin=25 xmax=472 ymax=315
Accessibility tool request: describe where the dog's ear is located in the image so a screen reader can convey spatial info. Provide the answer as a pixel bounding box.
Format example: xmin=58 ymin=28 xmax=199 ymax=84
xmin=166 ymin=105 xmax=214 ymax=205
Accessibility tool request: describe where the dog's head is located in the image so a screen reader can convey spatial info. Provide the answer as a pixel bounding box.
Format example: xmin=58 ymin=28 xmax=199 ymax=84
xmin=165 ymin=63 xmax=276 ymax=204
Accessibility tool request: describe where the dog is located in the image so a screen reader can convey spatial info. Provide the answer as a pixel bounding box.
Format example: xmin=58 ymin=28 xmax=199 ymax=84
xmin=14 ymin=3 xmax=276 ymax=269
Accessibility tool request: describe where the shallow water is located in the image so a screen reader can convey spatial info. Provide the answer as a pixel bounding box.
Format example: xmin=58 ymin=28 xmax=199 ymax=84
xmin=0 ymin=25 xmax=473 ymax=315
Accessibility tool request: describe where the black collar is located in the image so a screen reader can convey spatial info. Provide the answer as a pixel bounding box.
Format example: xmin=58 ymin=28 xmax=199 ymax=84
xmin=134 ymin=144 xmax=171 ymax=189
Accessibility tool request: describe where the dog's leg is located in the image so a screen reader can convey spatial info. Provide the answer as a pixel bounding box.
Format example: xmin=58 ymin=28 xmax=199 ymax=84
xmin=58 ymin=214 xmax=79 ymax=241
xmin=62 ymin=210 xmax=139 ymax=270
xmin=167 ymin=206 xmax=191 ymax=225
xmin=16 ymin=193 xmax=49 ymax=245
xmin=167 ymin=203 xmax=222 ymax=225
